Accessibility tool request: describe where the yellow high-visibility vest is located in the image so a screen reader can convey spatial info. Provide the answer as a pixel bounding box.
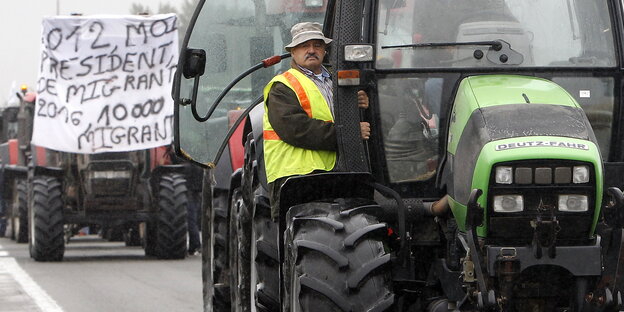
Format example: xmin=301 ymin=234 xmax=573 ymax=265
xmin=263 ymin=68 xmax=336 ymax=183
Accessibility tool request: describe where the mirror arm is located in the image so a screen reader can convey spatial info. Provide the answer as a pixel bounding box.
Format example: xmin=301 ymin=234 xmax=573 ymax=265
xmin=190 ymin=53 xmax=291 ymax=122
xmin=190 ymin=77 xmax=203 ymax=120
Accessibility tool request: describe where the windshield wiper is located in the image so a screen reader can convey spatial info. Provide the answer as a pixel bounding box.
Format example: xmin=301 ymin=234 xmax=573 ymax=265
xmin=382 ymin=40 xmax=502 ymax=51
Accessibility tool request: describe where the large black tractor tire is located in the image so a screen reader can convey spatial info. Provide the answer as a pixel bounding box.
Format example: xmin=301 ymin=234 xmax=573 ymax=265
xmin=230 ymin=191 xmax=281 ymax=312
xmin=231 ymin=191 xmax=279 ymax=312
xmin=153 ymin=173 xmax=188 ymax=259
xmin=230 ymin=188 xmax=251 ymax=312
xmin=14 ymin=179 xmax=29 ymax=243
xmin=253 ymin=195 xmax=279 ymax=312
xmin=230 ymin=133 xmax=280 ymax=312
xmin=29 ymin=176 xmax=65 ymax=262
xmin=284 ymin=199 xmax=394 ymax=312
xmin=203 ymin=190 xmax=231 ymax=311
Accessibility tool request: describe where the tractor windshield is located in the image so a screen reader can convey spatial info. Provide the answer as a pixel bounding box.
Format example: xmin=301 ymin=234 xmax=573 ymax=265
xmin=375 ymin=0 xmax=617 ymax=184
xmin=376 ymin=0 xmax=615 ymax=69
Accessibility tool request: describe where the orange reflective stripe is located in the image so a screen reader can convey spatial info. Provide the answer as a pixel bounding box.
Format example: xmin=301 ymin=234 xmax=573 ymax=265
xmin=263 ymin=130 xmax=281 ymax=140
xmin=282 ymin=71 xmax=312 ymax=118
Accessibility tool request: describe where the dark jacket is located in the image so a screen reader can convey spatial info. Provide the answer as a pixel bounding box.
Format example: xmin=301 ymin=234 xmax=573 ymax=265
xmin=266 ymin=81 xmax=336 ymax=151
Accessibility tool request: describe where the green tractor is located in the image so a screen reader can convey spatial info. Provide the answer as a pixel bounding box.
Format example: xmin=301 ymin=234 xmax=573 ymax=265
xmin=174 ymin=0 xmax=624 ymax=310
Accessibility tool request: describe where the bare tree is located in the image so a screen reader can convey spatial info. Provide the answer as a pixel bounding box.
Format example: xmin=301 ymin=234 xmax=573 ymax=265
xmin=177 ymin=0 xmax=199 ymax=38
xmin=157 ymin=3 xmax=178 ymax=14
xmin=129 ymin=1 xmax=192 ymax=15
xmin=179 ymin=0 xmax=198 ymax=28
xmin=129 ymin=3 xmax=150 ymax=15
xmin=129 ymin=1 xmax=199 ymax=43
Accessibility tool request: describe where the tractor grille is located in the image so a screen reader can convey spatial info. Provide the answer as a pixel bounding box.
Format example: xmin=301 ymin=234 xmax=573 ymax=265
xmin=487 ymin=160 xmax=595 ymax=245
xmin=83 ymin=160 xmax=135 ymax=197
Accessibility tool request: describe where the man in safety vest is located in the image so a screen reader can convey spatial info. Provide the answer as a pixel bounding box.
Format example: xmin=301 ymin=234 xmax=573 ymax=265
xmin=263 ymin=22 xmax=371 ymax=219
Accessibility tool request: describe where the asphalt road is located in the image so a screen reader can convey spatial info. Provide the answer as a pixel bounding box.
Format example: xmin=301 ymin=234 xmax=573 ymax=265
xmin=0 ymin=235 xmax=203 ymax=312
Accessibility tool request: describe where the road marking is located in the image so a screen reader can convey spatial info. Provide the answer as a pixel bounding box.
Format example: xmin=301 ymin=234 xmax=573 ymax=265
xmin=0 ymin=257 xmax=64 ymax=312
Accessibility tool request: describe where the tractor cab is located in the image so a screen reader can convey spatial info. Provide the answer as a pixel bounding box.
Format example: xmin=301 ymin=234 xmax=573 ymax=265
xmin=175 ymin=0 xmax=618 ymax=193
xmin=174 ymin=0 xmax=624 ymax=311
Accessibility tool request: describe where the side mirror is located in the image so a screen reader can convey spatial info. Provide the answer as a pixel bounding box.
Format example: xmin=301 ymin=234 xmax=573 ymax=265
xmin=183 ymin=48 xmax=207 ymax=79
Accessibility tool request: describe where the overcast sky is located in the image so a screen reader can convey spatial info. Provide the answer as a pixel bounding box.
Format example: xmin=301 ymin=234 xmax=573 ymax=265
xmin=0 ymin=0 xmax=184 ymax=104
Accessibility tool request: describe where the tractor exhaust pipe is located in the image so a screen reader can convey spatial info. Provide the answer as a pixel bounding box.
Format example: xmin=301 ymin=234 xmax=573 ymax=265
xmin=376 ymin=195 xmax=450 ymax=220
xmin=376 ymin=196 xmax=433 ymax=220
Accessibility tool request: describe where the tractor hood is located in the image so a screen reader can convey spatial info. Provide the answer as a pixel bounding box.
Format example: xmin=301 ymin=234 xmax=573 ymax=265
xmin=446 ymin=75 xmax=595 ymax=156
xmin=443 ymin=75 xmax=603 ymax=236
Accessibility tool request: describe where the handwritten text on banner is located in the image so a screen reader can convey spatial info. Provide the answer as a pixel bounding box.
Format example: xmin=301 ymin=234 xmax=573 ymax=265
xmin=33 ymin=14 xmax=179 ymax=153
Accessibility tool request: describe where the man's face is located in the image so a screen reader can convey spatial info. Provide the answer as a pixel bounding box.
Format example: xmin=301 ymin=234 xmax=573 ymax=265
xmin=291 ymin=39 xmax=326 ymax=74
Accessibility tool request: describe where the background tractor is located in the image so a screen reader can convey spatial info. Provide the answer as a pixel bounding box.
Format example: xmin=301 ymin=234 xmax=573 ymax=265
xmin=26 ymin=127 xmax=190 ymax=261
xmin=2 ymin=87 xmax=190 ymax=261
xmin=174 ymin=0 xmax=624 ymax=311
xmin=25 ymin=13 xmax=191 ymax=262
xmin=0 ymin=85 xmax=35 ymax=243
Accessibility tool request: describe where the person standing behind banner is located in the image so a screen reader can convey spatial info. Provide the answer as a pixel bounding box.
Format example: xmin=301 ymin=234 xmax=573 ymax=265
xmin=263 ymin=22 xmax=371 ymax=220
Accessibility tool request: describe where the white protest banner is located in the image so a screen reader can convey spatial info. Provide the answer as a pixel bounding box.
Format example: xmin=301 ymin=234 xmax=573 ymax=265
xmin=33 ymin=14 xmax=179 ymax=153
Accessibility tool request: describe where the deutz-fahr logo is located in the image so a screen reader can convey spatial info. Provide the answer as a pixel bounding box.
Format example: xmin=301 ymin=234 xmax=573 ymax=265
xmin=495 ymin=141 xmax=589 ymax=151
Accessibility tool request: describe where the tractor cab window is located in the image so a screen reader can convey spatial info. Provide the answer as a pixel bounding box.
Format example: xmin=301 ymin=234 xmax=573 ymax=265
xmin=552 ymin=76 xmax=614 ymax=159
xmin=176 ymin=0 xmax=327 ymax=165
xmin=1 ymin=107 xmax=19 ymax=143
xmin=378 ymin=77 xmax=442 ymax=183
xmin=376 ymin=0 xmax=615 ymax=69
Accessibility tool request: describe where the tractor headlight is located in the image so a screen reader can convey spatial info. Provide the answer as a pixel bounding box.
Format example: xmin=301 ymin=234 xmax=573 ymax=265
xmin=493 ymin=195 xmax=524 ymax=212
xmin=344 ymin=45 xmax=374 ymax=62
xmin=495 ymin=166 xmax=513 ymax=184
xmin=573 ymin=166 xmax=590 ymax=184
xmin=558 ymin=195 xmax=588 ymax=212
xmin=88 ymin=170 xmax=131 ymax=179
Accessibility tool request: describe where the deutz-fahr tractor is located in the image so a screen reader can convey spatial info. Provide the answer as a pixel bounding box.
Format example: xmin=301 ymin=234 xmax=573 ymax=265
xmin=174 ymin=0 xmax=624 ymax=311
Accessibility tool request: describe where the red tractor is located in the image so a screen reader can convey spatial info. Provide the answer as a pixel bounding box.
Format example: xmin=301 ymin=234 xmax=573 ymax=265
xmin=0 ymin=85 xmax=35 ymax=243
xmin=0 ymin=88 xmax=191 ymax=261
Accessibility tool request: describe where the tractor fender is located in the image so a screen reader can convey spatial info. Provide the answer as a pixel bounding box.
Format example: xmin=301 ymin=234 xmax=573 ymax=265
xmin=277 ymin=172 xmax=375 ymax=220
xmin=32 ymin=165 xmax=64 ymax=178
xmin=245 ymin=102 xmax=268 ymax=191
xmin=3 ymin=165 xmax=28 ymax=180
xmin=276 ymin=172 xmax=375 ymax=262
